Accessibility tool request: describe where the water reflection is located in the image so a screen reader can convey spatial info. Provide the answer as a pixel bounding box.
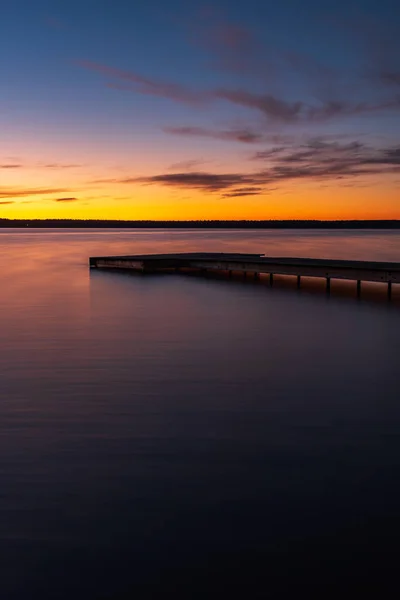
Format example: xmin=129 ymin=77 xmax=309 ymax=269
xmin=0 ymin=229 xmax=399 ymax=598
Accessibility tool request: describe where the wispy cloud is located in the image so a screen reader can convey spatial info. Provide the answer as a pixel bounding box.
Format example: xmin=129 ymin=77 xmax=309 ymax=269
xmin=214 ymin=91 xmax=399 ymax=123
xmin=77 ymin=60 xmax=207 ymax=104
xmin=164 ymin=127 xmax=303 ymax=145
xmin=253 ymin=139 xmax=400 ymax=166
xmin=0 ymin=187 xmax=72 ymax=199
xmin=0 ymin=161 xmax=82 ymax=170
xmin=167 ymin=158 xmax=208 ymax=171
xmin=251 ymin=140 xmax=400 ymax=184
xmin=122 ymin=140 xmax=400 ymax=196
xmin=222 ymin=186 xmax=266 ymax=198
xmin=79 ymin=59 xmax=400 ymax=125
xmin=164 ymin=126 xmax=264 ymax=143
xmin=379 ymin=72 xmax=400 ymax=87
xmin=0 ymin=201 xmax=15 ymax=205
xmin=41 ymin=163 xmax=82 ymax=169
xmin=132 ymin=171 xmax=258 ymax=191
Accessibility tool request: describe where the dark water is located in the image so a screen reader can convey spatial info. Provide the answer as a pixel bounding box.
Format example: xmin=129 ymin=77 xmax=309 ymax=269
xmin=1 ymin=229 xmax=400 ymax=599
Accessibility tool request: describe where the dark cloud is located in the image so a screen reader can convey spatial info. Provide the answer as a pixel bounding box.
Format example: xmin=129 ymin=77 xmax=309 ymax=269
xmin=78 ymin=6 xmax=400 ymax=131
xmin=80 ymin=59 xmax=400 ymax=125
xmin=252 ymin=140 xmax=400 ymax=183
xmin=384 ymin=148 xmax=400 ymax=162
xmin=164 ymin=127 xmax=301 ymax=145
xmin=55 ymin=197 xmax=78 ymax=202
xmin=168 ymin=159 xmax=208 ymax=171
xmin=253 ymin=147 xmax=292 ymax=160
xmin=123 ymin=172 xmax=274 ymax=197
xmin=222 ymin=186 xmax=266 ymax=198
xmin=0 ymin=201 xmax=15 ymax=205
xmin=78 ymin=60 xmax=208 ymax=105
xmin=128 ymin=140 xmax=400 ymax=196
xmin=215 ymin=91 xmax=397 ymax=123
xmin=215 ymin=89 xmax=304 ymax=122
xmin=164 ymin=126 xmax=264 ymax=143
xmin=0 ymin=187 xmax=71 ymax=199
xmin=133 ymin=172 xmax=259 ymax=191
xmin=380 ymin=72 xmax=400 ymax=87
xmin=222 ymin=191 xmax=262 ymax=198
xmin=254 ymin=139 xmax=400 ymax=166
xmin=229 ymin=187 xmax=264 ymax=193
xmin=0 ymin=164 xmax=22 ymax=169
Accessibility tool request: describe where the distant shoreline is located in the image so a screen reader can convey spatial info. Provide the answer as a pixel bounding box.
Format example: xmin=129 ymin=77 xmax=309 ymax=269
xmin=0 ymin=219 xmax=399 ymax=229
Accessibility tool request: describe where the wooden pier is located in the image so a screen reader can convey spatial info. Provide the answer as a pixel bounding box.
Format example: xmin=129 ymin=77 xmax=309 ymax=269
xmin=89 ymin=252 xmax=400 ymax=298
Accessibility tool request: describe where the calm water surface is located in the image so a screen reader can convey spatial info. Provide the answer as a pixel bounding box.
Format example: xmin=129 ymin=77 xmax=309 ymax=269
xmin=1 ymin=229 xmax=400 ymax=598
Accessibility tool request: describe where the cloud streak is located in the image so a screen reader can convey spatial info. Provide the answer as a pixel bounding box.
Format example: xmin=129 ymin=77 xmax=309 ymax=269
xmin=42 ymin=163 xmax=82 ymax=169
xmin=0 ymin=187 xmax=72 ymax=199
xmin=117 ymin=140 xmax=400 ymax=197
xmin=164 ymin=127 xmax=301 ymax=145
xmin=222 ymin=186 xmax=266 ymax=198
xmin=133 ymin=171 xmax=258 ymax=191
xmin=78 ymin=60 xmax=207 ymax=105
xmin=167 ymin=158 xmax=208 ymax=171
xmin=163 ymin=126 xmax=264 ymax=143
xmin=79 ymin=59 xmax=400 ymax=125
xmin=379 ymin=72 xmax=400 ymax=87
xmin=0 ymin=162 xmax=82 ymax=170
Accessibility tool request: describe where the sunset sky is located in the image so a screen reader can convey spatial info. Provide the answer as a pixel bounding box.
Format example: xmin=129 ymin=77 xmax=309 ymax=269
xmin=1 ymin=0 xmax=399 ymax=220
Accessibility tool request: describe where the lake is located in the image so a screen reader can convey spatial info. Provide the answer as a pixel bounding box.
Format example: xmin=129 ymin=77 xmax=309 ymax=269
xmin=1 ymin=229 xmax=399 ymax=598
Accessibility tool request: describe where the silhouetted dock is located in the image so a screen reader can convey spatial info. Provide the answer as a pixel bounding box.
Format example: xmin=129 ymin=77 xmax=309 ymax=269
xmin=89 ymin=252 xmax=400 ymax=298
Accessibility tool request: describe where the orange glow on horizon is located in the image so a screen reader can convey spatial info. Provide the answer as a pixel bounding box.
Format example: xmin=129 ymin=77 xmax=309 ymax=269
xmin=1 ymin=160 xmax=399 ymax=221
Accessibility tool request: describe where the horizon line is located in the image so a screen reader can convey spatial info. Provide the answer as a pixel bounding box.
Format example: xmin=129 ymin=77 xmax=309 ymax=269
xmin=1 ymin=218 xmax=399 ymax=223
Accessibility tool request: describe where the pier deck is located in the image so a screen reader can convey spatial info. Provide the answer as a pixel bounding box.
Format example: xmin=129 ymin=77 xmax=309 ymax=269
xmin=89 ymin=252 xmax=400 ymax=297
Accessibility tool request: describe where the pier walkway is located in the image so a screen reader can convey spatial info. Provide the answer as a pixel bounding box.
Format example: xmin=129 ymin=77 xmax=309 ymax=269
xmin=89 ymin=252 xmax=400 ymax=298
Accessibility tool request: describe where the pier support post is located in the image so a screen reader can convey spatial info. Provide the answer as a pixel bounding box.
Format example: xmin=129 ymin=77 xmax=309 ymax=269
xmin=356 ymin=280 xmax=361 ymax=298
xmin=297 ymin=275 xmax=301 ymax=289
xmin=326 ymin=277 xmax=331 ymax=293
xmin=228 ymin=270 xmax=232 ymax=278
xmin=270 ymin=273 xmax=274 ymax=286
xmin=254 ymin=272 xmax=259 ymax=280
xmin=388 ymin=281 xmax=392 ymax=300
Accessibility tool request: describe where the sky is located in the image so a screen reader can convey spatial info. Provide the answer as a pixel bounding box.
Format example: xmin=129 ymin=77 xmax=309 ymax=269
xmin=1 ymin=0 xmax=399 ymax=220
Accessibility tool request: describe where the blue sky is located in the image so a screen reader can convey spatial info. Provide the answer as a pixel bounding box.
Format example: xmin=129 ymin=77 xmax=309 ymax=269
xmin=1 ymin=0 xmax=399 ymax=219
